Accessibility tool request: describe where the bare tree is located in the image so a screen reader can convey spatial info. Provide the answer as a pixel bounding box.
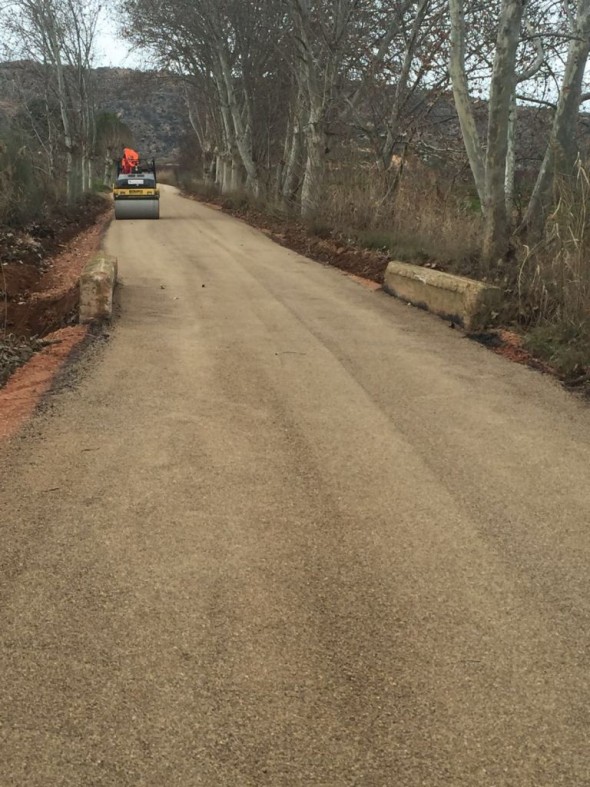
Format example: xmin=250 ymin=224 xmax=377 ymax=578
xmin=450 ymin=0 xmax=530 ymax=262
xmin=123 ymin=0 xmax=590 ymax=260
xmin=285 ymin=0 xmax=368 ymax=218
xmin=450 ymin=0 xmax=590 ymax=261
xmin=1 ymin=0 xmax=101 ymax=201
xmin=124 ymin=0 xmax=288 ymax=197
xmin=61 ymin=0 xmax=101 ymax=193
xmin=522 ymin=0 xmax=590 ymax=235
xmin=95 ymin=111 xmax=133 ymax=183
xmin=344 ymin=0 xmax=449 ymax=202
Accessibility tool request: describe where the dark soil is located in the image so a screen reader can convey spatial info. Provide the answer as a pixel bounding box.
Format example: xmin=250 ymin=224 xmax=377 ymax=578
xmin=468 ymin=330 xmax=555 ymax=375
xmin=0 ymin=335 xmax=46 ymax=387
xmin=0 ymin=194 xmax=108 ymax=305
xmin=0 ymin=194 xmax=111 ymax=388
xmin=274 ymin=226 xmax=390 ymax=283
xmin=0 ymin=326 xmax=88 ymax=440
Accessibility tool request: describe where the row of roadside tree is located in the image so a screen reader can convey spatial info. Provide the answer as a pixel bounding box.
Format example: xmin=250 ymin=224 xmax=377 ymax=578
xmin=122 ymin=0 xmax=590 ymax=266
xmin=0 ymin=0 xmax=132 ymax=224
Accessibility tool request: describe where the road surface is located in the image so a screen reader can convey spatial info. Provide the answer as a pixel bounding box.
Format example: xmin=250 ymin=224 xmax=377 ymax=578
xmin=1 ymin=186 xmax=590 ymax=785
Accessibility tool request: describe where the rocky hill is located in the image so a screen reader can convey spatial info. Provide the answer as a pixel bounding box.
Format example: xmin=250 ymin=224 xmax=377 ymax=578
xmin=2 ymin=59 xmax=589 ymax=175
xmin=0 ymin=62 xmax=189 ymax=161
xmin=93 ymin=68 xmax=189 ymax=160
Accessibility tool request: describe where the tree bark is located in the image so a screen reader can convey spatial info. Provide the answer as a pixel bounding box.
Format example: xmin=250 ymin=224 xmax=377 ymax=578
xmin=281 ymin=103 xmax=304 ymax=210
xmin=215 ymin=154 xmax=223 ymax=189
xmin=482 ymin=0 xmax=526 ymax=264
xmin=449 ymin=0 xmax=485 ymax=205
xmin=230 ymin=157 xmax=242 ymax=192
xmin=505 ymin=93 xmax=517 ymax=218
xmin=301 ymin=101 xmax=326 ymax=220
xmin=217 ymin=48 xmax=259 ymax=196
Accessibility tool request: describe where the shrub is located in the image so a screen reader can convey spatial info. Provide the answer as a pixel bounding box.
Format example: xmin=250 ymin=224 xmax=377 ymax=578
xmin=0 ymin=134 xmax=49 ymax=225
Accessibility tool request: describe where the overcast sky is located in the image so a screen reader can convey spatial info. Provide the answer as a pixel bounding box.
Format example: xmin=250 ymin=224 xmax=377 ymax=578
xmin=94 ymin=25 xmax=145 ymax=69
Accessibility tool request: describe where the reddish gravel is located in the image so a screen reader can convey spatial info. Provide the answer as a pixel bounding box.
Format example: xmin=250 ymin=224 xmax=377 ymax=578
xmin=494 ymin=330 xmax=553 ymax=373
xmin=0 ymin=326 xmax=88 ymax=441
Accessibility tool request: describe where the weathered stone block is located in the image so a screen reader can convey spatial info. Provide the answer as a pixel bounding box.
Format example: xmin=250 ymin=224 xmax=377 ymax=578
xmin=383 ymin=261 xmax=502 ymax=331
xmin=79 ymin=254 xmax=118 ymax=323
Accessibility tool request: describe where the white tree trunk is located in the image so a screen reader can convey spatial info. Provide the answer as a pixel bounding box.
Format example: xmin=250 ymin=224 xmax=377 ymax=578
xmin=281 ymin=108 xmax=304 ymax=209
xmin=103 ymin=151 xmax=112 ymax=185
xmin=54 ymin=56 xmax=74 ymax=202
xmin=215 ymin=154 xmax=223 ymax=189
xmin=230 ymin=157 xmax=242 ymax=192
xmin=221 ymin=158 xmax=232 ymax=194
xmin=505 ymin=27 xmax=544 ymax=220
xmin=505 ymin=93 xmax=517 ymax=218
xmin=301 ymin=102 xmax=326 ymax=220
xmin=81 ymin=152 xmax=88 ymax=192
xmin=482 ymin=0 xmax=526 ymax=263
xmin=449 ymin=0 xmax=485 ymax=205
xmin=217 ymin=48 xmax=259 ymax=196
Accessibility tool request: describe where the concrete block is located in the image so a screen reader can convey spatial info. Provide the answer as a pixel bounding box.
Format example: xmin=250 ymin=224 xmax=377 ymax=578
xmin=79 ymin=253 xmax=118 ymax=323
xmin=383 ymin=261 xmax=502 ymax=331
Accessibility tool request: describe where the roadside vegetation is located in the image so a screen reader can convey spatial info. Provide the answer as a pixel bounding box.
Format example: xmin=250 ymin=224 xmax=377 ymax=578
xmin=0 ymin=0 xmax=133 ymax=384
xmin=134 ymin=0 xmax=590 ymax=389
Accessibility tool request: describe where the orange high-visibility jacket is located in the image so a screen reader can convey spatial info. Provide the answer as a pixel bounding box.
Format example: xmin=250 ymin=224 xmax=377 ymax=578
xmin=121 ymin=148 xmax=140 ymax=173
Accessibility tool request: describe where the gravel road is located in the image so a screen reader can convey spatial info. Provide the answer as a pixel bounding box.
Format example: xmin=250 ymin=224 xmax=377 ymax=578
xmin=1 ymin=186 xmax=590 ymax=785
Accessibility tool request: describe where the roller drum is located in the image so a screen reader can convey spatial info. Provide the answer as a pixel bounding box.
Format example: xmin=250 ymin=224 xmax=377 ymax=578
xmin=114 ymin=199 xmax=160 ymax=220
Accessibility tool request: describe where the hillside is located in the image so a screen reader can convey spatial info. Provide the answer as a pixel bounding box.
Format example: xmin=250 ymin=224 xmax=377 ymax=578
xmin=93 ymin=68 xmax=189 ymax=159
xmin=0 ymin=62 xmax=189 ymax=160
xmin=2 ymin=59 xmax=589 ymax=185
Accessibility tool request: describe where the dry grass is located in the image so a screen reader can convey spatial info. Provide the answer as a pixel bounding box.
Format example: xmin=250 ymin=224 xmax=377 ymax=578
xmin=391 ymin=172 xmax=482 ymax=269
xmin=516 ymin=162 xmax=590 ymax=380
xmin=322 ymin=156 xmax=590 ymax=381
xmin=320 ymin=157 xmax=482 ymax=271
xmin=156 ymin=167 xmax=180 ymax=187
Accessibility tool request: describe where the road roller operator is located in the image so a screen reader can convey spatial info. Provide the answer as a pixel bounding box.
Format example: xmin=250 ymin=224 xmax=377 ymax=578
xmin=113 ymin=149 xmax=160 ymax=220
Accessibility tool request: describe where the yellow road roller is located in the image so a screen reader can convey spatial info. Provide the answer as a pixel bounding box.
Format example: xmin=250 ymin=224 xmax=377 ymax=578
xmin=113 ymin=155 xmax=160 ymax=220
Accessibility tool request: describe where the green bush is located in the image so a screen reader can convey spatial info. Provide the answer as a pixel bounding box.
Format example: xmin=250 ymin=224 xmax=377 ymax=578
xmin=524 ymin=321 xmax=590 ymax=380
xmin=354 ymin=230 xmax=396 ymax=253
xmin=0 ymin=134 xmax=48 ymax=225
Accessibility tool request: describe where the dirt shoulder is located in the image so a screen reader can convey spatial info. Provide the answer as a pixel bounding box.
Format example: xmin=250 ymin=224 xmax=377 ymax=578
xmin=0 ymin=196 xmax=112 ymax=439
xmin=0 ymin=326 xmax=89 ymax=441
xmin=1 ymin=197 xmax=111 ymax=339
